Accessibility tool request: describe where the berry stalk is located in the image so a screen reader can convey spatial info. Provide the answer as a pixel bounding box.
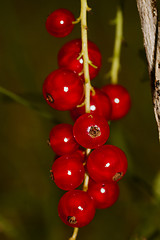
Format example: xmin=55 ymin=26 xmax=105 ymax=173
xmin=80 ymin=0 xmax=92 ymax=113
xmin=69 ymin=0 xmax=92 ymax=239
xmin=80 ymin=0 xmax=91 ymax=194
xmin=69 ymin=227 xmax=79 ymax=240
xmin=109 ymin=4 xmax=123 ymax=84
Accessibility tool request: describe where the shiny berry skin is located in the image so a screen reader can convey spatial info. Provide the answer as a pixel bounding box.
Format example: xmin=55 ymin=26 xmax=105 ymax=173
xmin=58 ymin=190 xmax=95 ymax=228
xmin=73 ymin=113 xmax=110 ymax=149
xmin=74 ymin=147 xmax=86 ymax=163
xmin=101 ymin=84 xmax=131 ymax=120
xmin=58 ymin=39 xmax=102 ymax=80
xmin=87 ymin=179 xmax=119 ymax=209
xmin=43 ymin=69 xmax=84 ymax=111
xmin=87 ymin=145 xmax=128 ymax=183
xmin=70 ymin=88 xmax=112 ymax=121
xmin=49 ymin=123 xmax=79 ymax=156
xmin=52 ymin=152 xmax=85 ymax=191
xmin=45 ymin=9 xmax=75 ymax=37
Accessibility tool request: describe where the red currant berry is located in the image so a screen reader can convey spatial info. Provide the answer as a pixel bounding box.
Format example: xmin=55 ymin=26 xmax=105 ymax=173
xmin=70 ymin=88 xmax=112 ymax=121
xmin=58 ymin=190 xmax=95 ymax=227
xmin=101 ymin=84 xmax=131 ymax=120
xmin=87 ymin=179 xmax=119 ymax=209
xmin=49 ymin=123 xmax=79 ymax=156
xmin=74 ymin=147 xmax=86 ymax=163
xmin=43 ymin=69 xmax=84 ymax=111
xmin=45 ymin=9 xmax=75 ymax=37
xmin=53 ymin=148 xmax=85 ymax=163
xmin=73 ymin=113 xmax=110 ymax=149
xmin=87 ymin=145 xmax=128 ymax=182
xmin=52 ymin=152 xmax=85 ymax=191
xmin=58 ymin=39 xmax=101 ymax=80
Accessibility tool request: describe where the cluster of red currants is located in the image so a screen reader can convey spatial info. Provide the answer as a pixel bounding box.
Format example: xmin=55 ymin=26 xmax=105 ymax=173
xmin=43 ymin=8 xmax=131 ymax=228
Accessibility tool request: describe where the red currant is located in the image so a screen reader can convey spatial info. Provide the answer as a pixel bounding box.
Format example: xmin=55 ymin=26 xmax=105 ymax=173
xmin=43 ymin=69 xmax=84 ymax=111
xmin=49 ymin=123 xmax=79 ymax=156
xmin=52 ymin=152 xmax=85 ymax=191
xmin=54 ymin=148 xmax=85 ymax=163
xmin=58 ymin=39 xmax=102 ymax=80
xmin=45 ymin=9 xmax=75 ymax=37
xmin=58 ymin=190 xmax=95 ymax=227
xmin=74 ymin=147 xmax=86 ymax=163
xmin=73 ymin=113 xmax=110 ymax=149
xmin=87 ymin=145 xmax=128 ymax=182
xmin=87 ymin=179 xmax=119 ymax=209
xmin=101 ymin=84 xmax=131 ymax=120
xmin=70 ymin=88 xmax=112 ymax=121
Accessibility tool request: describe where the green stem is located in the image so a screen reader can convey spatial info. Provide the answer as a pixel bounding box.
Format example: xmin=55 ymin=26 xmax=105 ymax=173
xmin=0 ymin=86 xmax=54 ymax=120
xmin=81 ymin=0 xmax=92 ymax=113
xmin=69 ymin=1 xmax=91 ymax=239
xmin=80 ymin=0 xmax=91 ymax=193
xmin=110 ymin=4 xmax=123 ymax=84
xmin=0 ymin=86 xmax=32 ymax=108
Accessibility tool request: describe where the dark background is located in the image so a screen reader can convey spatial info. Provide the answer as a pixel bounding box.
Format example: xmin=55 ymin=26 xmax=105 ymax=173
xmin=0 ymin=0 xmax=160 ymax=240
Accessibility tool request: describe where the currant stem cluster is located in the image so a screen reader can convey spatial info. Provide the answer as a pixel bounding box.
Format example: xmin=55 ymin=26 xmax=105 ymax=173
xmin=109 ymin=4 xmax=123 ymax=84
xmin=70 ymin=2 xmax=124 ymax=240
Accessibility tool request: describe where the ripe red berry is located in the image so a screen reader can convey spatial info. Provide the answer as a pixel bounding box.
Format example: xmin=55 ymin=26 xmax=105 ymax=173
xmin=74 ymin=147 xmax=86 ymax=163
xmin=45 ymin=9 xmax=75 ymax=37
xmin=43 ymin=69 xmax=84 ymax=111
xmin=58 ymin=39 xmax=101 ymax=80
xmin=87 ymin=179 xmax=119 ymax=209
xmin=70 ymin=88 xmax=112 ymax=121
xmin=73 ymin=113 xmax=110 ymax=149
xmin=58 ymin=190 xmax=95 ymax=227
xmin=87 ymin=145 xmax=128 ymax=183
xmin=101 ymin=84 xmax=131 ymax=120
xmin=49 ymin=123 xmax=79 ymax=156
xmin=52 ymin=152 xmax=85 ymax=191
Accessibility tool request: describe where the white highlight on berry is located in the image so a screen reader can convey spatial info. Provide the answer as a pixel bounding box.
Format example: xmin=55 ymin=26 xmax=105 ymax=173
xmin=67 ymin=170 xmax=72 ymax=175
xmin=114 ymin=98 xmax=120 ymax=104
xmin=90 ymin=105 xmax=96 ymax=111
xmin=105 ymin=162 xmax=110 ymax=168
xmin=64 ymin=137 xmax=68 ymax=142
xmin=64 ymin=86 xmax=69 ymax=92
xmin=78 ymin=206 xmax=83 ymax=211
xmin=100 ymin=188 xmax=105 ymax=194
xmin=60 ymin=20 xmax=64 ymax=24
xmin=79 ymin=58 xmax=83 ymax=64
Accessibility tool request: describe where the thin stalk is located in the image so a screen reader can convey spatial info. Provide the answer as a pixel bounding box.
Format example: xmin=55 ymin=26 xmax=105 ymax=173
xmin=69 ymin=228 xmax=79 ymax=240
xmin=0 ymin=86 xmax=54 ymax=119
xmin=81 ymin=0 xmax=92 ymax=113
xmin=69 ymin=0 xmax=92 ymax=239
xmin=110 ymin=5 xmax=123 ymax=84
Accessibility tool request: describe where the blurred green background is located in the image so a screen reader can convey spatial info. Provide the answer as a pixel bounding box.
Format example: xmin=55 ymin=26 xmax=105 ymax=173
xmin=0 ymin=0 xmax=160 ymax=239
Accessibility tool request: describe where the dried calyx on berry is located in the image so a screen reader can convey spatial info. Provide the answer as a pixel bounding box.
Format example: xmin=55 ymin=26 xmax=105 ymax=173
xmin=43 ymin=68 xmax=84 ymax=111
xmin=58 ymin=190 xmax=96 ymax=228
xmin=87 ymin=145 xmax=128 ymax=183
xmin=73 ymin=113 xmax=110 ymax=149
